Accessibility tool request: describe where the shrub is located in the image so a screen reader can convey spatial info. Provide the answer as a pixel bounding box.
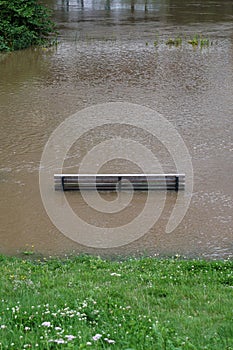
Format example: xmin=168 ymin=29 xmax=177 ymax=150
xmin=0 ymin=0 xmax=55 ymax=51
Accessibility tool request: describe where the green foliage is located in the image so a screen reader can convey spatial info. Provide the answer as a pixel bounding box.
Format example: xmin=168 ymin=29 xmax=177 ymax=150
xmin=0 ymin=0 xmax=55 ymax=51
xmin=166 ymin=37 xmax=182 ymax=47
xmin=188 ymin=34 xmax=199 ymax=47
xmin=188 ymin=34 xmax=211 ymax=48
xmin=0 ymin=255 xmax=233 ymax=349
xmin=146 ymin=34 xmax=212 ymax=49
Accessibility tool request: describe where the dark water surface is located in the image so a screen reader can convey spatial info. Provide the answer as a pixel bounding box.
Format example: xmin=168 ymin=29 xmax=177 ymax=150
xmin=0 ymin=0 xmax=233 ymax=258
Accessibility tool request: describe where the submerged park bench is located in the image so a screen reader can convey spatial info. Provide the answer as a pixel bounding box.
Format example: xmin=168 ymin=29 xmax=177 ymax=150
xmin=54 ymin=174 xmax=185 ymax=191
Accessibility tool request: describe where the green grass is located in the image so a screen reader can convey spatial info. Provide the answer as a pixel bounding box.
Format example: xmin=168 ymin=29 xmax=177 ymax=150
xmin=0 ymin=255 xmax=232 ymax=349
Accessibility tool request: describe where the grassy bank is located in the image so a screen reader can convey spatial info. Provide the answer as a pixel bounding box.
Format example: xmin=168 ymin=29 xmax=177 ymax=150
xmin=0 ymin=255 xmax=232 ymax=349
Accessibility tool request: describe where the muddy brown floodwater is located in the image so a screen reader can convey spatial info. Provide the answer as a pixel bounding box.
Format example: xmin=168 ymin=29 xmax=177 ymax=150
xmin=0 ymin=0 xmax=233 ymax=258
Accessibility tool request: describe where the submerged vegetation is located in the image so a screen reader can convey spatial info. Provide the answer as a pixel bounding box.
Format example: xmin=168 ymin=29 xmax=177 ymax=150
xmin=0 ymin=255 xmax=232 ymax=349
xmin=187 ymin=34 xmax=210 ymax=48
xmin=70 ymin=32 xmax=212 ymax=50
xmin=0 ymin=0 xmax=56 ymax=51
xmin=166 ymin=37 xmax=183 ymax=47
xmin=147 ymin=34 xmax=212 ymax=49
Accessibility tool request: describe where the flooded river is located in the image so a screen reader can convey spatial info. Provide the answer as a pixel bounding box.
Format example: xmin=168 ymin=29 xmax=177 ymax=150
xmin=0 ymin=0 xmax=233 ymax=258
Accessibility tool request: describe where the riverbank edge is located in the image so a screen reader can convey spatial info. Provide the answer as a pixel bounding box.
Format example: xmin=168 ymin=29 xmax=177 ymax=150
xmin=0 ymin=254 xmax=232 ymax=349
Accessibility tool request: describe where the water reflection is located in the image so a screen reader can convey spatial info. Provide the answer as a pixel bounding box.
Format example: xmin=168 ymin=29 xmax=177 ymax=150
xmin=51 ymin=0 xmax=233 ymax=22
